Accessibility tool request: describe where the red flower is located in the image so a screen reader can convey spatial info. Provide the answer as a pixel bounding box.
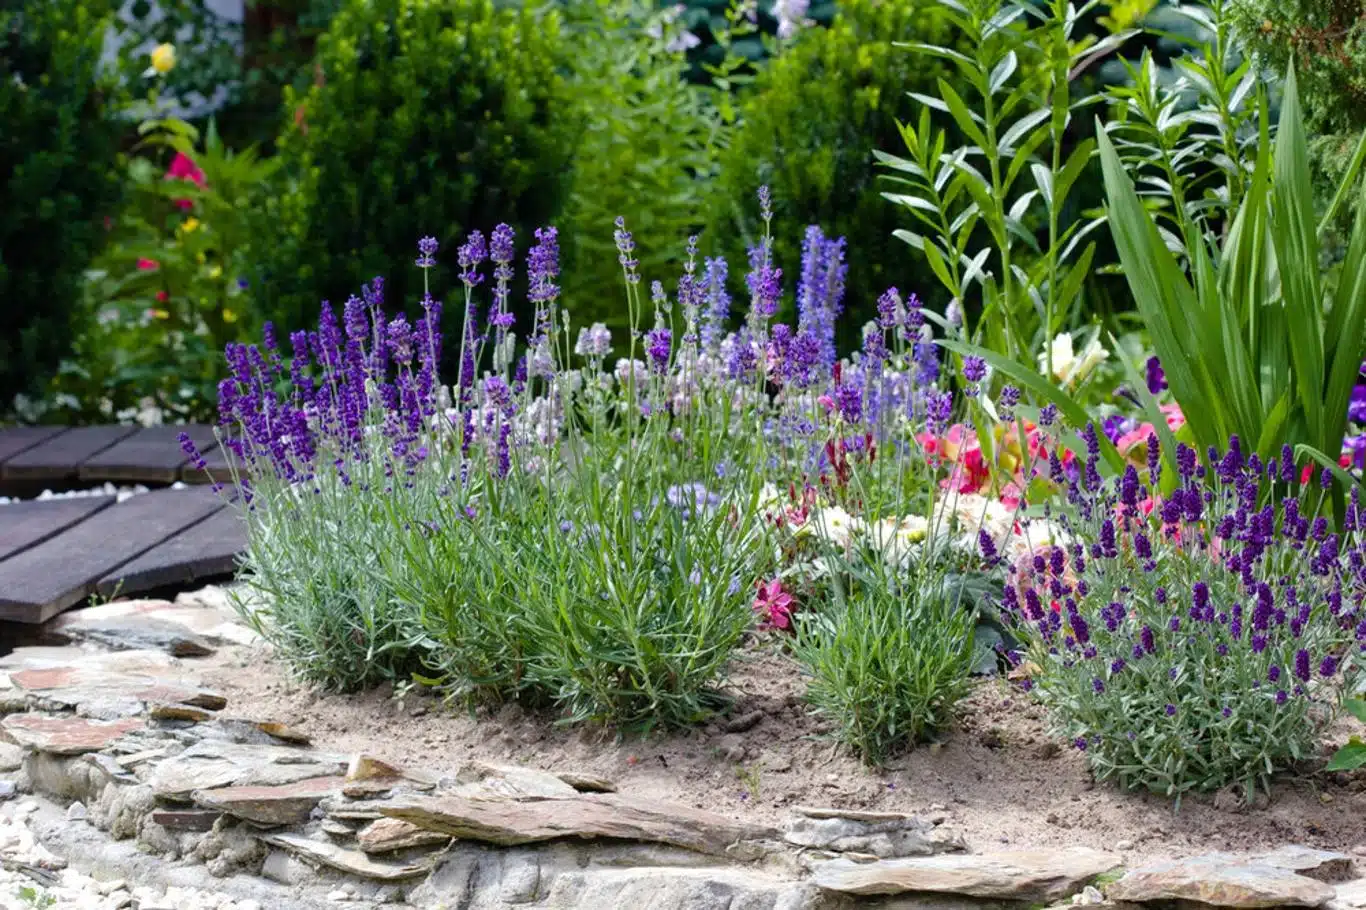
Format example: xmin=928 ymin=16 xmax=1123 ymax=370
xmin=753 ymin=578 xmax=795 ymax=631
xmin=137 ymin=257 xmax=159 ymax=271
xmin=165 ymin=152 xmax=205 ymax=210
xmin=155 ymin=290 xmax=169 ymax=303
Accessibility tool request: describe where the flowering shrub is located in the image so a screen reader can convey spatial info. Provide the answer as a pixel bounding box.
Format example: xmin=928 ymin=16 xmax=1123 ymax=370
xmin=1006 ymin=429 xmax=1365 ymax=799
xmin=201 ymin=182 xmax=1041 ymax=736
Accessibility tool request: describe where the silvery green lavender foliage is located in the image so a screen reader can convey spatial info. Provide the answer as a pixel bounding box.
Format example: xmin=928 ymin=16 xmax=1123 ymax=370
xmin=192 ymin=188 xmax=970 ymax=723
xmin=1002 ymin=428 xmax=1365 ymax=800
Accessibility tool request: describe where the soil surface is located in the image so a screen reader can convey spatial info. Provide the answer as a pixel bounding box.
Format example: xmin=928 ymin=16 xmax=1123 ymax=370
xmin=195 ymin=638 xmax=1366 ymax=863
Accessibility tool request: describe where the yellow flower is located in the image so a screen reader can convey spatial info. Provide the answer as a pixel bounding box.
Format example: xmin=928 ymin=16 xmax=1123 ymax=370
xmin=150 ymin=309 xmax=170 ymax=320
xmin=181 ymin=217 xmax=201 ymax=234
xmin=222 ymin=308 xmax=238 ymax=323
xmin=150 ymin=43 xmax=176 ymax=75
xmin=208 ymin=265 xmax=222 ymax=279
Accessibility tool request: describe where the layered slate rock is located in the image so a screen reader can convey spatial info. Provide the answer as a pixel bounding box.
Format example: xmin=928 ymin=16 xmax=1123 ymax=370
xmin=811 ymin=848 xmax=1122 ymax=902
xmin=1 ymin=714 xmax=144 ymax=755
xmin=357 ymin=817 xmax=451 ymax=854
xmin=447 ymin=760 xmax=579 ymax=799
xmin=148 ymin=740 xmax=347 ymax=800
xmin=1108 ymin=854 xmax=1339 ymax=908
xmin=1253 ymin=846 xmax=1357 ymax=883
xmin=192 ymin=775 xmax=345 ymax=826
xmin=53 ymin=597 xmax=257 ymax=651
xmin=380 ymin=792 xmax=778 ymax=856
xmin=7 ymin=664 xmax=226 ymax=715
xmin=260 ymin=832 xmax=435 ymax=881
xmin=785 ymin=806 xmax=966 ymax=858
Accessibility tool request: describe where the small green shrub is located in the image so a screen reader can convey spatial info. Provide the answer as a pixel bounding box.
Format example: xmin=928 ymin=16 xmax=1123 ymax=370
xmin=793 ymin=553 xmax=978 ymax=764
xmin=707 ymin=0 xmax=961 ymax=341
xmin=0 ymin=0 xmax=124 ymax=409
xmin=250 ymin=0 xmax=575 ymax=341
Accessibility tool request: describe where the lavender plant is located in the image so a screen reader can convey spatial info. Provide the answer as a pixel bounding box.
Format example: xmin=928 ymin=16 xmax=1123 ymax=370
xmin=197 ymin=186 xmax=1006 ymax=728
xmin=1004 ymin=428 xmax=1366 ymax=800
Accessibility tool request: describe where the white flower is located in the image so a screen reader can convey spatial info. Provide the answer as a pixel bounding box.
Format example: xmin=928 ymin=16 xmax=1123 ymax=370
xmin=1040 ymin=332 xmax=1108 ymax=387
xmin=771 ymin=0 xmax=810 ymax=38
xmin=1003 ymin=519 xmax=1071 ymax=563
xmin=807 ymin=506 xmax=863 ymax=548
xmin=866 ymin=515 xmax=930 ymax=564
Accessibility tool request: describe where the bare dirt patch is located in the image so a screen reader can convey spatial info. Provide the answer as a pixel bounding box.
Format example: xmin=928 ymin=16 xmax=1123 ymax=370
xmin=197 ymin=638 xmax=1366 ymax=863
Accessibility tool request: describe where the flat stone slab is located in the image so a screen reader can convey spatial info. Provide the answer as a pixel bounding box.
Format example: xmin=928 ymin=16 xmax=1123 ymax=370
xmin=357 ymin=817 xmax=451 ymax=854
xmin=150 ymin=809 xmax=223 ymax=832
xmin=148 ymin=740 xmax=348 ymax=800
xmin=261 ymin=832 xmax=434 ymax=881
xmin=1109 ymin=854 xmax=1338 ymax=908
xmin=450 ymin=760 xmax=579 ymax=799
xmin=811 ymin=848 xmax=1122 ymax=902
xmin=193 ymin=775 xmax=345 ymax=826
xmin=1253 ymin=846 xmax=1357 ymax=883
xmin=53 ymin=596 xmax=253 ymax=649
xmin=1 ymin=713 xmax=144 ymax=755
xmin=1335 ymin=879 xmax=1366 ymax=909
xmin=381 ymin=792 xmax=778 ymax=856
xmin=8 ymin=665 xmax=226 ymax=715
xmin=785 ymin=812 xmax=965 ymax=858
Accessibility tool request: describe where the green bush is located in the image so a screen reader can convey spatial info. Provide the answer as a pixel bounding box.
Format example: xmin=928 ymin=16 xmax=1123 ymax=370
xmin=0 ymin=0 xmax=124 ymax=410
xmin=706 ymin=0 xmax=960 ymax=340
xmin=557 ymin=0 xmax=720 ymax=333
xmin=793 ymin=558 xmax=978 ymax=764
xmin=250 ymin=0 xmax=575 ymax=340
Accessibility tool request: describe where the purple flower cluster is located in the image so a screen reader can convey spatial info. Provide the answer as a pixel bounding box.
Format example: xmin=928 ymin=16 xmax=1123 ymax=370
xmin=1005 ymin=428 xmax=1364 ymax=793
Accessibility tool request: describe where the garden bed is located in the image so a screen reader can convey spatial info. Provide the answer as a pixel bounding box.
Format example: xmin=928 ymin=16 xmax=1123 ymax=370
xmin=196 ymin=635 xmax=1366 ymax=862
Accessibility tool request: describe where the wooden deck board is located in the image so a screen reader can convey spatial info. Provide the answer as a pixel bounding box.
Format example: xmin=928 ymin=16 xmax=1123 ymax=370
xmin=96 ymin=504 xmax=244 ymax=597
xmin=0 ymin=497 xmax=116 ymax=562
xmin=1 ymin=425 xmax=140 ymax=482
xmin=0 ymin=427 xmax=69 ymax=466
xmin=79 ymin=424 xmax=220 ymax=484
xmin=0 ymin=486 xmax=225 ymax=623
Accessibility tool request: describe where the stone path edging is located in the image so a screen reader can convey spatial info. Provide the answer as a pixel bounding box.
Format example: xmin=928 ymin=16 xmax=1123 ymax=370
xmin=1 ymin=586 xmax=1365 ymax=910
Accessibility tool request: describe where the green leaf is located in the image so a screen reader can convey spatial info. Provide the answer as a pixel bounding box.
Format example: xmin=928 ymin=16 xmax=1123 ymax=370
xmin=1325 ymin=740 xmax=1366 ymax=772
xmin=1345 ymin=699 xmax=1366 ymax=725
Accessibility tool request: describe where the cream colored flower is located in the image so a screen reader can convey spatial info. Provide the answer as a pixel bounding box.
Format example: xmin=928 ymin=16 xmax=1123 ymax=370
xmin=1003 ymin=519 xmax=1071 ymax=563
xmin=150 ymin=43 xmax=176 ymax=75
xmin=866 ymin=515 xmax=930 ymax=564
xmin=1040 ymin=332 xmax=1108 ymax=387
xmin=809 ymin=506 xmax=863 ymax=549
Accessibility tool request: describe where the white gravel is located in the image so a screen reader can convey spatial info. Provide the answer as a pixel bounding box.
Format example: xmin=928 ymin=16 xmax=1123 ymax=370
xmin=1 ymin=801 xmax=259 ymax=910
xmin=0 ymin=482 xmax=187 ymax=507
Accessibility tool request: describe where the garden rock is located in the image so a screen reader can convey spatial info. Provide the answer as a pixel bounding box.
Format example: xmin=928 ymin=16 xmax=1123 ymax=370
xmin=259 ymin=831 xmax=433 ymax=881
xmin=784 ymin=810 xmax=966 ymax=858
xmin=357 ymin=817 xmax=450 ymax=854
xmin=191 ymin=775 xmax=345 ymax=826
xmin=811 ymin=848 xmax=1122 ymax=901
xmin=0 ymin=742 xmax=23 ymax=771
xmin=1107 ymin=854 xmax=1338 ymax=907
xmin=1332 ymin=878 xmax=1366 ymax=909
xmin=1253 ymin=846 xmax=1358 ymax=883
xmin=449 ymin=760 xmax=578 ymax=799
xmin=380 ymin=792 xmax=777 ymax=856
xmin=552 ymin=770 xmax=616 ymax=793
xmin=1 ymin=713 xmax=144 ymax=755
xmin=55 ymin=596 xmax=257 ymax=649
xmin=148 ymin=740 xmax=346 ymax=800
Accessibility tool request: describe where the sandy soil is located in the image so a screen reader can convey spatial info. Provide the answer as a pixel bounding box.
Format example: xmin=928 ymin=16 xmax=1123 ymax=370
xmin=197 ymin=639 xmax=1366 ymax=863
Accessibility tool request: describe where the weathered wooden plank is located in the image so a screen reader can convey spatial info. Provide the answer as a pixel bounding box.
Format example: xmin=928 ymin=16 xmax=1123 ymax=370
xmin=0 ymin=496 xmax=117 ymax=562
xmin=96 ymin=504 xmax=244 ymax=597
xmin=1 ymin=425 xmax=140 ymax=482
xmin=0 ymin=426 xmax=69 ymax=465
xmin=79 ymin=424 xmax=220 ymax=484
xmin=0 ymin=486 xmax=225 ymax=624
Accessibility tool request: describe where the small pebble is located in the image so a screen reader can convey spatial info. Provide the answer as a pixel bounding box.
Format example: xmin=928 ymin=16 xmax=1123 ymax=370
xmin=1115 ymin=839 xmax=1134 ymax=851
xmin=328 ymin=889 xmax=352 ymax=902
xmin=67 ymin=800 xmax=89 ymax=821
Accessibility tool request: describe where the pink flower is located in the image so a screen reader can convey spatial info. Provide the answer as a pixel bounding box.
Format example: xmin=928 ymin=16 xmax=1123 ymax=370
xmin=155 ymin=290 xmax=169 ymax=303
xmin=753 ymin=578 xmax=795 ymax=631
xmin=165 ymin=152 xmax=205 ymax=210
xmin=137 ymin=257 xmax=159 ymax=271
